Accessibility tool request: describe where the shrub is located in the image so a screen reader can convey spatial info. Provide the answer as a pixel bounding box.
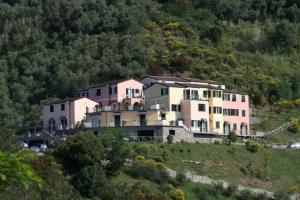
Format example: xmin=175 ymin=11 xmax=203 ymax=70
xmin=214 ymin=140 xmax=220 ymax=145
xmin=289 ymin=185 xmax=300 ymax=193
xmin=245 ymin=140 xmax=261 ymax=153
xmin=170 ymin=188 xmax=185 ymax=200
xmin=162 ymin=150 xmax=169 ymax=161
xmin=135 ymin=145 xmax=150 ymax=158
xmin=193 ymin=187 xmax=208 ymax=200
xmin=174 ymin=171 xmax=187 ymax=186
xmin=236 ymin=190 xmax=255 ymax=200
xmin=167 ymin=134 xmax=174 ymax=144
xmin=274 ymin=191 xmax=290 ymax=200
xmin=228 ymin=131 xmax=238 ymax=143
xmin=223 ymin=184 xmax=237 ymax=197
xmin=128 ymin=158 xmax=169 ymax=184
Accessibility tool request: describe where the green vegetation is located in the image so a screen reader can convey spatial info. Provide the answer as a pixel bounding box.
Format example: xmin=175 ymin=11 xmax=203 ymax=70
xmin=143 ymin=142 xmax=300 ymax=192
xmin=1 ymin=129 xmax=298 ymax=199
xmin=252 ymin=100 xmax=300 ymax=142
xmin=0 ymin=0 xmax=299 ymax=129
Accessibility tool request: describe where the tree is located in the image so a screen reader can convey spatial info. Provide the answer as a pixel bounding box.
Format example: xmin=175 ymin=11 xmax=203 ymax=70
xmin=0 ymin=151 xmax=42 ymax=191
xmin=72 ymin=164 xmax=111 ymax=199
xmin=99 ymin=128 xmax=130 ymax=176
xmin=53 ymin=132 xmax=104 ymax=174
xmin=228 ymin=131 xmax=238 ymax=143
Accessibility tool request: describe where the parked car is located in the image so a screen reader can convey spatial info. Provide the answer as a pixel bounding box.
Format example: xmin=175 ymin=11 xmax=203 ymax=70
xmin=30 ymin=146 xmax=40 ymax=153
xmin=40 ymin=144 xmax=48 ymax=152
xmin=18 ymin=141 xmax=29 ymax=148
xmin=288 ymin=142 xmax=300 ymax=149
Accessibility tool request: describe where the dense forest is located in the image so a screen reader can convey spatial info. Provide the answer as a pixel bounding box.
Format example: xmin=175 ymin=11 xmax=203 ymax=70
xmin=0 ymin=0 xmax=300 ymax=128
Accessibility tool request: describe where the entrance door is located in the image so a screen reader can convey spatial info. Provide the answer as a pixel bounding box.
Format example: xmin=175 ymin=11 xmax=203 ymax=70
xmin=60 ymin=118 xmax=67 ymax=130
xmin=48 ymin=118 xmax=55 ymax=131
xmin=139 ymin=114 xmax=146 ymax=126
xmin=223 ymin=123 xmax=229 ymax=134
xmin=240 ymin=124 xmax=246 ymax=135
xmin=114 ymin=115 xmax=121 ymax=127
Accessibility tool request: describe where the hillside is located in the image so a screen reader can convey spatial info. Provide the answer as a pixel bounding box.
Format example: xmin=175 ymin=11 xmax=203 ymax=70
xmin=0 ymin=0 xmax=299 ymax=128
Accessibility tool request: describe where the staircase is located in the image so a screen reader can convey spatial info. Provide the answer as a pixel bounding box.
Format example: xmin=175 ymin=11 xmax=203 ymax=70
xmin=264 ymin=118 xmax=299 ymax=137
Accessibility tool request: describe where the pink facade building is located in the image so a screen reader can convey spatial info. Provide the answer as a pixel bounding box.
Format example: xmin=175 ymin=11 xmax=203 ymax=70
xmin=222 ymin=90 xmax=250 ymax=135
xmin=78 ymin=79 xmax=144 ymax=108
xmin=42 ymin=97 xmax=98 ymax=131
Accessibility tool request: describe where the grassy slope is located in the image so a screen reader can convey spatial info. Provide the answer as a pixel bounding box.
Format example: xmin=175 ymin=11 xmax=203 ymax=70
xmin=113 ymin=172 xmax=235 ymax=200
xmin=252 ymin=107 xmax=300 ymax=143
xmin=162 ymin=143 xmax=300 ymax=191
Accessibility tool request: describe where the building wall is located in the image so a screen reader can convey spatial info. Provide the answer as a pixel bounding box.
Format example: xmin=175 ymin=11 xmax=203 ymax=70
xmin=117 ymin=79 xmax=144 ymax=104
xmin=73 ymin=98 xmax=98 ymax=124
xmin=209 ymin=89 xmax=223 ymax=134
xmin=144 ymin=84 xmax=169 ymax=109
xmin=181 ymin=100 xmax=209 ymax=128
xmin=166 ymin=87 xmax=184 ymax=123
xmin=42 ymin=98 xmax=98 ymax=130
xmin=121 ymin=111 xmax=140 ymax=126
xmin=88 ymin=86 xmax=110 ymax=106
xmin=223 ymin=93 xmax=250 ymax=135
xmin=100 ymin=112 xmax=114 ymax=127
xmin=43 ymin=102 xmax=71 ymax=130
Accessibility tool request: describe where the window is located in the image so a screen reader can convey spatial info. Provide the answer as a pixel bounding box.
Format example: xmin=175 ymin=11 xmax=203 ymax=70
xmin=191 ymin=90 xmax=199 ymax=100
xmin=233 ymin=123 xmax=237 ymax=130
xmin=161 ymin=88 xmax=169 ymax=95
xmin=50 ymin=105 xmax=54 ymax=112
xmin=209 ymin=106 xmax=211 ymax=113
xmin=213 ymin=107 xmax=222 ymax=114
xmin=135 ymin=89 xmax=140 ymax=93
xmin=223 ymin=108 xmax=228 ymax=115
xmin=86 ymin=92 xmax=89 ymax=97
xmin=203 ymin=90 xmax=208 ymax=98
xmin=109 ymin=87 xmax=112 ymax=95
xmin=223 ymin=93 xmax=230 ymax=101
xmin=242 ymin=110 xmax=246 ymax=117
xmin=208 ymin=90 xmax=211 ymax=98
xmin=198 ymin=104 xmax=206 ymax=112
xmin=216 ymin=121 xmax=220 ymax=129
xmin=241 ymin=95 xmax=246 ymax=102
xmin=61 ymin=104 xmax=65 ymax=111
xmin=126 ymin=88 xmax=134 ymax=98
xmin=232 ymin=94 xmax=236 ymax=102
xmin=213 ymin=90 xmax=222 ymax=98
xmin=114 ymin=87 xmax=117 ymax=94
xmin=191 ymin=120 xmax=201 ymax=127
xmin=96 ymin=89 xmax=101 ymax=96
xmin=171 ymin=104 xmax=181 ymax=112
xmin=169 ymin=130 xmax=175 ymax=135
xmin=184 ymin=89 xmax=190 ymax=99
xmin=160 ymin=113 xmax=166 ymax=120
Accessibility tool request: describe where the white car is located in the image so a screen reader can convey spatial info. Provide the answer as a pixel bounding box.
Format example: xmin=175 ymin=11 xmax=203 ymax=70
xmin=289 ymin=143 xmax=300 ymax=149
xmin=30 ymin=146 xmax=40 ymax=153
xmin=40 ymin=144 xmax=48 ymax=152
xmin=19 ymin=142 xmax=29 ymax=148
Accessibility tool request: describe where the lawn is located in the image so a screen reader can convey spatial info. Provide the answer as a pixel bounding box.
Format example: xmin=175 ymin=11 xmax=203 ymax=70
xmin=113 ymin=172 xmax=236 ymax=200
xmin=128 ymin=142 xmax=300 ymax=192
xmin=162 ymin=143 xmax=300 ymax=192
